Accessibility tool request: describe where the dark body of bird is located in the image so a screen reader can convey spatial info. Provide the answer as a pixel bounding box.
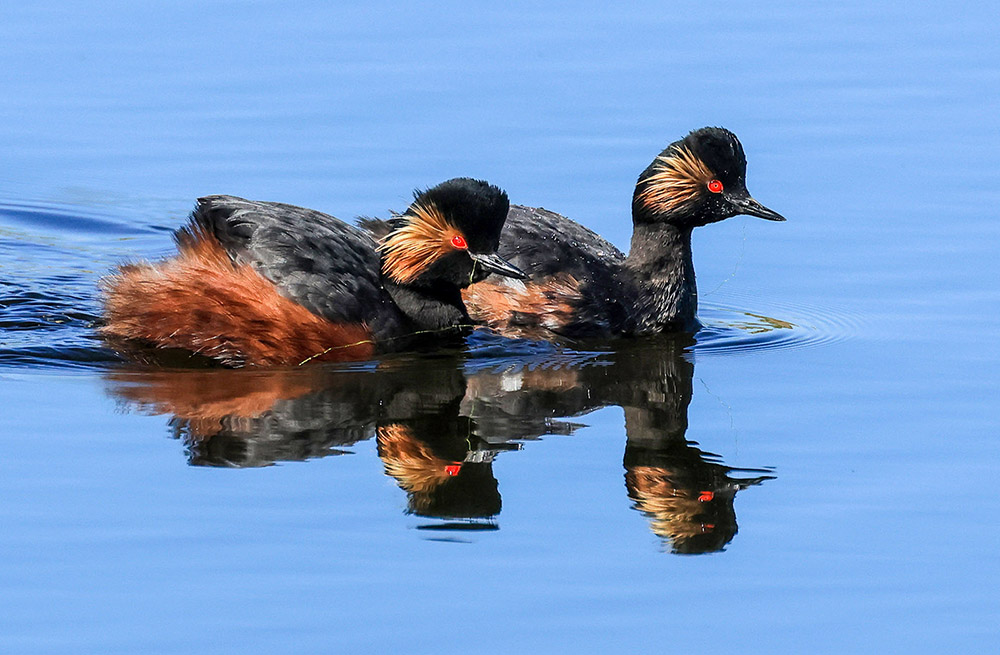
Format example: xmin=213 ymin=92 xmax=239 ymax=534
xmin=101 ymin=178 xmax=524 ymax=366
xmin=460 ymin=127 xmax=786 ymax=339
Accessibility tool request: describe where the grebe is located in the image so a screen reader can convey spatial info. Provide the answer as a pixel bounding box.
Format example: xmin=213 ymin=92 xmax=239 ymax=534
xmin=460 ymin=128 xmax=784 ymax=338
xmin=101 ymin=178 xmax=526 ymax=366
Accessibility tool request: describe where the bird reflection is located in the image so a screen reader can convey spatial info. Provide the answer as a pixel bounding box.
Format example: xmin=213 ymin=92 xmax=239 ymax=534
xmin=464 ymin=336 xmax=774 ymax=554
xmin=105 ymin=333 xmax=773 ymax=553
xmin=376 ymin=423 xmax=505 ymax=525
xmin=623 ymin=427 xmax=772 ymax=554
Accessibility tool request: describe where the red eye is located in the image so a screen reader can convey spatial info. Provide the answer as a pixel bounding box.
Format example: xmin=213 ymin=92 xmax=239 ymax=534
xmin=450 ymin=234 xmax=468 ymax=249
xmin=707 ymin=179 xmax=724 ymax=193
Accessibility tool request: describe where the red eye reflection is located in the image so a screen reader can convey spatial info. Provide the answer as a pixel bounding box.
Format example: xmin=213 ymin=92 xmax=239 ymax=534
xmin=707 ymin=179 xmax=724 ymax=194
xmin=450 ymin=234 xmax=468 ymax=249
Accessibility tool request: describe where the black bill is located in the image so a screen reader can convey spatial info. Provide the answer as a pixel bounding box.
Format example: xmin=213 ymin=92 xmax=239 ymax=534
xmin=471 ymin=252 xmax=529 ymax=280
xmin=729 ymin=194 xmax=786 ymax=222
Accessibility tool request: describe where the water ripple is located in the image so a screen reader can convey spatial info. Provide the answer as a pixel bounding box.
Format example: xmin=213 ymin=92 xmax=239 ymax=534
xmin=695 ymin=298 xmax=860 ymax=356
xmin=0 ymin=200 xmax=856 ymax=372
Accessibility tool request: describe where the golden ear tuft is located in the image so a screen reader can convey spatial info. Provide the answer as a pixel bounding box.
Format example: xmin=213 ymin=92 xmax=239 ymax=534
xmin=378 ymin=202 xmax=455 ymax=284
xmin=636 ymin=146 xmax=715 ymax=214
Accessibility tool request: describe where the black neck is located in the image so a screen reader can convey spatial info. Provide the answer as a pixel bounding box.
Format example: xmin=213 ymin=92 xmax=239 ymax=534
xmin=624 ymin=222 xmax=699 ymax=333
xmin=384 ymin=281 xmax=471 ymax=333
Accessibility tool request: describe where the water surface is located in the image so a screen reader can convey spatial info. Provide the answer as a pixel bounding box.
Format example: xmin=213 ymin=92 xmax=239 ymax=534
xmin=1 ymin=1 xmax=999 ymax=653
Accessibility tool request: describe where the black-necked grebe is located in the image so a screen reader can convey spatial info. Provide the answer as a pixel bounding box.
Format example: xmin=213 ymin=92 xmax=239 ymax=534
xmin=460 ymin=128 xmax=785 ymax=338
xmin=100 ymin=178 xmax=525 ymax=366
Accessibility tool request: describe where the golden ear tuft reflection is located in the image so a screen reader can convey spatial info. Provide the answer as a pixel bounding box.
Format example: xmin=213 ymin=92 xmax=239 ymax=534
xmin=624 ymin=464 xmax=757 ymax=555
xmin=376 ymin=421 xmax=503 ymax=520
xmin=377 ymin=424 xmax=458 ymax=497
xmin=627 ymin=466 xmax=715 ymax=544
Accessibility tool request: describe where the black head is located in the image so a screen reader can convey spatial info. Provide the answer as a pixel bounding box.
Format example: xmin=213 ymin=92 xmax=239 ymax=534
xmin=632 ymin=127 xmax=785 ymax=228
xmin=379 ymin=178 xmax=526 ymax=287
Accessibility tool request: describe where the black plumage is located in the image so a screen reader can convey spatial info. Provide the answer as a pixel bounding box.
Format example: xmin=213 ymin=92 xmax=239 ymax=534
xmin=101 ymin=178 xmax=523 ymax=366
xmin=187 ymin=195 xmax=406 ymax=339
xmin=462 ymin=127 xmax=785 ymax=338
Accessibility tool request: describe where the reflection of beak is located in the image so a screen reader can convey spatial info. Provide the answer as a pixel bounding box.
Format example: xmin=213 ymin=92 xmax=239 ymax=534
xmin=471 ymin=252 xmax=529 ymax=280
xmin=727 ymin=194 xmax=786 ymax=222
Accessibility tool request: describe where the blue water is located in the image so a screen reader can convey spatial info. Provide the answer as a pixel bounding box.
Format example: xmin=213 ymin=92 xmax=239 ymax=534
xmin=2 ymin=1 xmax=999 ymax=652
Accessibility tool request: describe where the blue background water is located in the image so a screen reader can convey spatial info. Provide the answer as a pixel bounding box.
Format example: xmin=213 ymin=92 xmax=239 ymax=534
xmin=1 ymin=1 xmax=999 ymax=652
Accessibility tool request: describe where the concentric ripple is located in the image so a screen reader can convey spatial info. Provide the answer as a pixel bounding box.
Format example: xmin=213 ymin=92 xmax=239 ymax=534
xmin=695 ymin=296 xmax=860 ymax=356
